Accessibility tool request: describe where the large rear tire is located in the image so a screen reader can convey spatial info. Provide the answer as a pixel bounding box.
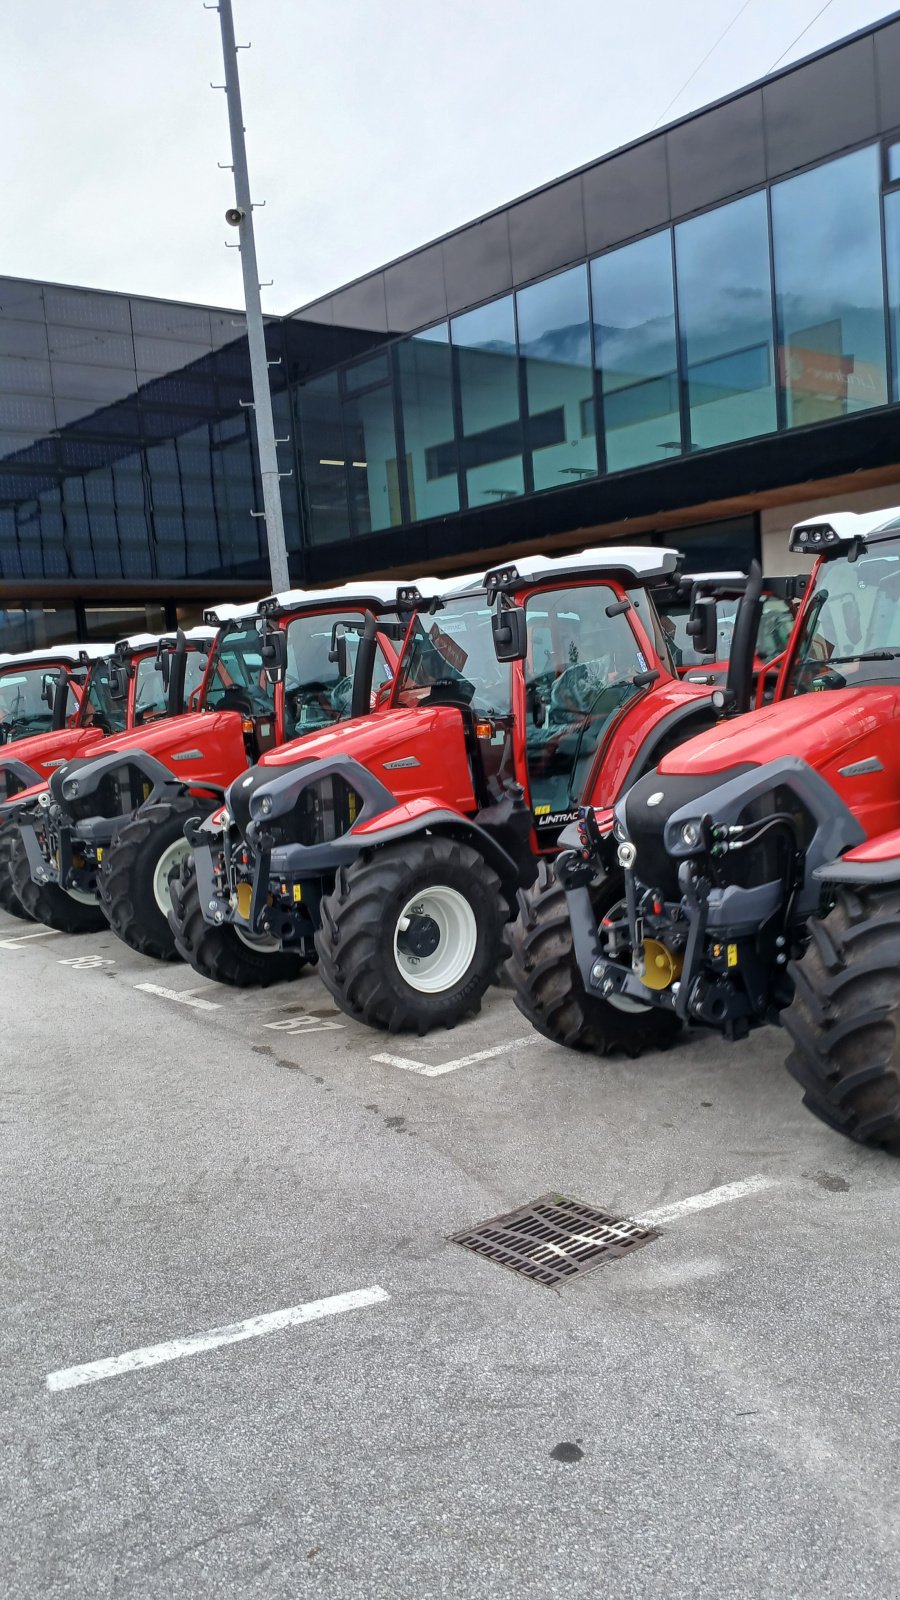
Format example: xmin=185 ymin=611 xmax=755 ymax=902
xmin=168 ymin=855 xmax=308 ymax=987
xmin=0 ymin=826 xmax=34 ymax=921
xmin=783 ymin=884 xmax=900 ymax=1151
xmin=506 ymin=859 xmax=682 ymax=1056
xmin=9 ymin=828 xmax=106 ymax=934
xmin=98 ymin=796 xmax=214 ymax=961
xmin=315 ymin=835 xmax=507 ymax=1034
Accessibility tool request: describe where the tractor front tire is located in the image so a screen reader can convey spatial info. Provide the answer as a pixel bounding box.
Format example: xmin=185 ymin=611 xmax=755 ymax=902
xmin=9 ymin=829 xmax=106 ymax=934
xmin=507 ymin=859 xmax=682 ymax=1056
xmin=168 ymin=855 xmax=308 ymax=987
xmin=99 ymin=796 xmax=215 ymax=961
xmin=315 ymin=835 xmax=507 ymax=1034
xmin=784 ymin=884 xmax=900 ymax=1151
xmin=0 ymin=826 xmax=33 ymax=921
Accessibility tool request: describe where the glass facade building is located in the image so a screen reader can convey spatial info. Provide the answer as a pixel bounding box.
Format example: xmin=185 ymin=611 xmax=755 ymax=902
xmin=7 ymin=13 xmax=900 ymax=645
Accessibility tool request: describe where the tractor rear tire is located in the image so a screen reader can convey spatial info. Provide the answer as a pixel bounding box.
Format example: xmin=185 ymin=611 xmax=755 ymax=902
xmin=0 ymin=826 xmax=33 ymax=921
xmin=784 ymin=884 xmax=900 ymax=1151
xmin=168 ymin=855 xmax=308 ymax=987
xmin=315 ymin=835 xmax=507 ymax=1034
xmin=506 ymin=859 xmax=682 ymax=1056
xmin=9 ymin=829 xmax=106 ymax=934
xmin=99 ymin=796 xmax=214 ymax=961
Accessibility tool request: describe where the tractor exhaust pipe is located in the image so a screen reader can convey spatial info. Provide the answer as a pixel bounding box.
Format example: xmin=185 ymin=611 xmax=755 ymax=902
xmin=723 ymin=560 xmax=763 ymax=716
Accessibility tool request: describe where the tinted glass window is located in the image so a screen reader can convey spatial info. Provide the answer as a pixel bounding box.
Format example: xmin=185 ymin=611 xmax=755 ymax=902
xmin=283 ymin=609 xmax=391 ymax=737
xmin=396 ymin=326 xmax=460 ymax=520
xmin=524 ymin=586 xmax=647 ymax=813
xmin=85 ymin=660 xmax=129 ymax=734
xmin=880 ymin=189 xmax=900 ymax=404
xmin=295 ymin=374 xmax=348 ymax=545
xmin=133 ymin=654 xmax=168 ymax=723
xmin=675 ymin=191 xmax=777 ymax=448
xmin=395 ymin=599 xmax=511 ymax=717
xmin=772 ymin=146 xmax=888 ymax=426
xmin=516 ymin=267 xmax=596 ymax=491
xmin=592 ymin=231 xmax=681 ymax=471
xmin=204 ymin=622 xmax=275 ymax=716
xmin=341 ymin=373 xmax=401 ymax=535
xmin=451 ymin=298 xmax=524 ymax=508
xmin=786 ymin=539 xmax=900 ymax=694
xmin=0 ymin=664 xmax=60 ymax=739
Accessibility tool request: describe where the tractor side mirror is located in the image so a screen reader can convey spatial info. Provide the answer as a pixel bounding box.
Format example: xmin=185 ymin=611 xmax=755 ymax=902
xmin=41 ymin=672 xmax=57 ymax=711
xmin=155 ymin=640 xmax=173 ymax=691
xmin=108 ymin=663 xmax=130 ymax=701
xmin=685 ymin=596 xmax=718 ymax=657
xmin=492 ymin=603 xmax=527 ymax=662
xmin=260 ymin=624 xmax=287 ymax=684
xmin=328 ymin=621 xmax=350 ymax=680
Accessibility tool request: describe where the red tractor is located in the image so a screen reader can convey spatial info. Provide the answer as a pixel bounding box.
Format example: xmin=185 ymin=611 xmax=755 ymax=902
xmin=654 ymin=572 xmax=800 ymax=694
xmin=0 ymin=643 xmax=95 ymax=747
xmin=0 ymin=633 xmax=209 ymax=923
xmin=9 ymin=585 xmax=417 ymax=963
xmin=508 ymin=509 xmax=900 ymax=1150
xmin=171 ymin=546 xmax=738 ymax=1033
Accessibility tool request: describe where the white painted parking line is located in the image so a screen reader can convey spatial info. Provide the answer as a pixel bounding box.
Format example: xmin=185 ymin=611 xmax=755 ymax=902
xmin=46 ymin=1284 xmax=389 ymax=1392
xmin=371 ymin=1036 xmax=541 ymax=1078
xmin=637 ymin=1174 xmax=779 ymax=1227
xmin=0 ymin=928 xmax=59 ymax=950
xmin=134 ymin=981 xmax=220 ymax=1012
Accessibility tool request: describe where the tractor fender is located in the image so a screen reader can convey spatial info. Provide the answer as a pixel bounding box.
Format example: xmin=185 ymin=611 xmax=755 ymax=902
xmin=0 ymin=755 xmax=42 ymax=795
xmin=815 ymin=828 xmax=900 ymax=885
xmin=616 ymin=696 xmax=720 ymax=792
xmin=349 ymin=800 xmax=534 ymax=910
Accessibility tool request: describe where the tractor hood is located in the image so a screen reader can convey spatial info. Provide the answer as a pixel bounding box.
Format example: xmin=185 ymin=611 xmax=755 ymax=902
xmin=658 ymin=686 xmax=900 ymax=779
xmin=60 ymin=707 xmax=241 ymax=773
xmin=0 ymin=725 xmax=105 ymax=789
xmin=257 ymin=703 xmax=477 ymax=814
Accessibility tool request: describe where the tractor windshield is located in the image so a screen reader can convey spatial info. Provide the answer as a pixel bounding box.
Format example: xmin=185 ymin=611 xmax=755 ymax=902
xmin=786 ymin=535 xmax=900 ymax=694
xmin=283 ymin=610 xmax=393 ymax=738
xmin=203 ymin=621 xmax=276 ymax=717
xmin=524 ymin=584 xmax=651 ymax=817
xmin=0 ymin=665 xmax=61 ymax=742
xmin=83 ymin=660 xmax=129 ymax=734
xmin=395 ymin=600 xmax=512 ymax=717
xmin=133 ymin=655 xmax=169 ymax=724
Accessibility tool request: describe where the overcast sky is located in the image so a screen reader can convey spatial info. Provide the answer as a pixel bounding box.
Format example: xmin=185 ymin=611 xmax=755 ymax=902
xmin=3 ymin=0 xmax=895 ymax=315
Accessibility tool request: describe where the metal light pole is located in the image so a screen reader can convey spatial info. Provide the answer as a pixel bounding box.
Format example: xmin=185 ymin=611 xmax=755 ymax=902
xmin=209 ymin=0 xmax=291 ymax=593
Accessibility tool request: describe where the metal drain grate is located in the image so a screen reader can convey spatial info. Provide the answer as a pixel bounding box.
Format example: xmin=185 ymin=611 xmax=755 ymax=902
xmin=450 ymin=1194 xmax=658 ymax=1286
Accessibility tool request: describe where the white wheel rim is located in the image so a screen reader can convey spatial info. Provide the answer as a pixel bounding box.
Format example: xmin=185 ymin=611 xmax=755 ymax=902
xmin=392 ymin=884 xmax=478 ymax=994
xmin=65 ymin=885 xmax=98 ymax=907
xmin=235 ymin=923 xmax=281 ymax=954
xmin=152 ymin=837 xmax=191 ymax=916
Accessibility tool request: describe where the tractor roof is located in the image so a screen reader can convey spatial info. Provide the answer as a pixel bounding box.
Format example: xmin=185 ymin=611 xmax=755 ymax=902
xmin=478 ymin=545 xmax=681 ymax=596
xmin=0 ymin=642 xmax=113 ymax=670
xmin=790 ymin=506 xmax=900 ymax=554
xmin=255 ymin=575 xmax=476 ymax=618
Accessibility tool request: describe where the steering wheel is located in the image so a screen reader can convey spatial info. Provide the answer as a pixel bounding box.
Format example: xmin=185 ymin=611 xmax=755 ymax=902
xmin=215 ymin=688 xmax=256 ymax=717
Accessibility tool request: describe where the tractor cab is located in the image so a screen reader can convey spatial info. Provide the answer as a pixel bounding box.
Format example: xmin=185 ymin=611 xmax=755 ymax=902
xmin=651 ymin=571 xmax=798 ymax=691
xmin=0 ymin=643 xmax=109 ymax=747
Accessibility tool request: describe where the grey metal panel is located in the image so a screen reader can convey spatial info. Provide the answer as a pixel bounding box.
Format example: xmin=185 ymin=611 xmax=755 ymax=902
xmin=442 ymin=214 xmax=513 ymax=313
xmin=875 ymin=19 xmax=900 ymax=131
xmin=667 ymin=91 xmax=766 ymax=216
xmin=763 ymin=37 xmax=878 ymax=177
xmin=582 ymin=139 xmax=670 ymax=254
xmin=292 ymin=298 xmax=335 ymax=326
xmin=327 ymin=275 xmax=389 ymax=333
xmin=384 ymin=243 xmax=448 ymax=333
xmin=508 ymin=175 xmax=587 ymax=284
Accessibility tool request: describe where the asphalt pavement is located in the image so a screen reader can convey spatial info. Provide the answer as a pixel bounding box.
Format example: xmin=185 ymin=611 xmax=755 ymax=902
xmin=2 ymin=905 xmax=899 ymax=1598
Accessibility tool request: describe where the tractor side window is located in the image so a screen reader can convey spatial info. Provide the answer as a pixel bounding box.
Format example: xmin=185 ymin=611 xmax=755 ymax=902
xmin=183 ymin=650 xmax=207 ymax=703
xmin=786 ymin=543 xmax=900 ymax=694
xmin=0 ymin=668 xmax=57 ymax=740
xmin=84 ymin=662 xmax=129 ymax=734
xmin=395 ymin=601 xmax=512 ymax=717
xmin=756 ymin=596 xmax=794 ymax=662
xmin=204 ymin=623 xmax=276 ymax=716
xmin=133 ymin=656 xmax=168 ymax=724
xmin=283 ymin=610 xmax=381 ymax=739
xmin=524 ymin=584 xmax=648 ymax=817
